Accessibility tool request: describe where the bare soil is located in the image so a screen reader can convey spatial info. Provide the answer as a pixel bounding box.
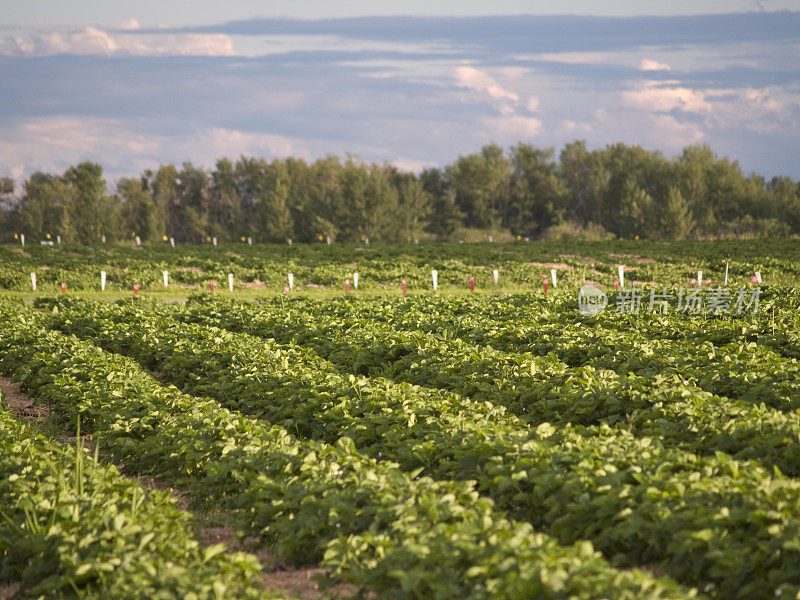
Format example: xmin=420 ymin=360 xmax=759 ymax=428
xmin=196 ymin=526 xmax=354 ymax=599
xmin=524 ymin=261 xmax=572 ymax=269
xmin=0 ymin=378 xmax=351 ymax=599
xmin=0 ymin=375 xmax=49 ymax=422
xmin=0 ymin=583 xmax=20 ymax=599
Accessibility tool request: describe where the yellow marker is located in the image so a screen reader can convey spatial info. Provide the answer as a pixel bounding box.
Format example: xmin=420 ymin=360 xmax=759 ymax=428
xmin=635 ymin=235 xmax=639 ymax=240
xmin=162 ymin=235 xmax=168 ymax=241
xmin=46 ymin=233 xmax=51 ymax=239
xmin=241 ymin=236 xmax=246 ymax=242
xmin=14 ymin=233 xmax=18 ymax=239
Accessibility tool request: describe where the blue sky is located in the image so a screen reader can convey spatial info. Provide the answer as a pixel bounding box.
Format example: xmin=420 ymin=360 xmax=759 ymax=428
xmin=1 ymin=1 xmax=799 ymax=184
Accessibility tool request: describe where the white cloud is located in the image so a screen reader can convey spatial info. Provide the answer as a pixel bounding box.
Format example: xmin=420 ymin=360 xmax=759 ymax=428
xmin=452 ymin=66 xmax=519 ymax=102
xmin=486 ymin=114 xmax=542 ymax=138
xmin=526 ymin=97 xmax=540 ymax=112
xmin=621 ymin=79 xmax=791 ymax=137
xmin=119 ymin=19 xmax=140 ymax=31
xmin=639 ymin=58 xmax=671 ymax=71
xmin=196 ymin=128 xmax=309 ymax=164
xmin=495 ymin=66 xmax=530 ymax=80
xmin=645 ymin=113 xmax=704 ymax=147
xmin=524 ymin=51 xmax=612 ymax=65
xmin=558 ymin=120 xmax=592 ymax=134
xmin=392 ymin=157 xmax=432 ymax=173
xmin=621 ymin=81 xmax=712 ymax=113
xmin=0 ymin=116 xmax=311 ymax=182
xmin=0 ymin=26 xmax=235 ymax=57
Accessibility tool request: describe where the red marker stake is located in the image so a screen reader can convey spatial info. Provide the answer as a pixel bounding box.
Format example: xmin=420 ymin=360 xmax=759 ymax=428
xmin=543 ymin=277 xmax=548 ymax=294
xmin=614 ymin=278 xmax=619 ymax=291
xmin=61 ymin=282 xmax=66 ymax=294
xmin=345 ymin=278 xmax=350 ymax=294
xmin=402 ymin=278 xmax=407 ymax=296
xmin=133 ymin=283 xmax=139 ymax=296
xmin=210 ymin=280 xmax=216 ymax=293
xmin=469 ymin=276 xmax=475 ymax=294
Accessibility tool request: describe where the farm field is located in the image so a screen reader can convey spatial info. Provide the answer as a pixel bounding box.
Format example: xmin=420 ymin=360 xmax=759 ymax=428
xmin=1 ymin=239 xmax=799 ymax=599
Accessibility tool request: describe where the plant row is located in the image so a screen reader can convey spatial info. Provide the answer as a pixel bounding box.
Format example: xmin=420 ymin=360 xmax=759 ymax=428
xmin=0 ymin=392 xmax=274 ymax=600
xmin=176 ymin=296 xmax=800 ymax=478
xmin=0 ymin=304 xmax=685 ymax=600
xmin=41 ymin=298 xmax=800 ymax=599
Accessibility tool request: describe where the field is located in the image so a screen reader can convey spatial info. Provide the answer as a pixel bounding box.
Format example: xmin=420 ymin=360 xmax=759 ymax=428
xmin=1 ymin=239 xmax=799 ymax=599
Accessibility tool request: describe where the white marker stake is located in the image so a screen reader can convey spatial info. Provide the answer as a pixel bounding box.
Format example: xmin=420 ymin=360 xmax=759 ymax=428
xmin=617 ymin=265 xmax=625 ymax=289
xmin=697 ymin=270 xmax=703 ymax=288
xmin=431 ymin=269 xmax=438 ymax=291
xmin=57 ymin=235 xmax=61 ymax=244
xmin=488 ymin=235 xmax=493 ymax=243
xmin=100 ymin=271 xmax=106 ymax=291
xmin=228 ymin=273 xmax=234 ymax=292
xmin=101 ymin=235 xmax=106 ymax=243
xmin=20 ymin=234 xmax=24 ymax=247
xmin=755 ymin=271 xmax=762 ymax=284
xmin=493 ymin=269 xmax=499 ymax=285
xmin=169 ymin=237 xmax=175 ymax=248
xmin=365 ymin=237 xmax=369 ymax=245
xmin=247 ymin=237 xmax=252 ymax=246
xmin=724 ymin=261 xmax=729 ymax=286
xmin=135 ymin=236 xmax=141 ymax=246
xmin=551 ymin=269 xmax=557 ymax=287
xmin=213 ymin=237 xmax=218 ymax=247
xmin=30 ymin=272 xmax=36 ymax=291
xmin=163 ymin=271 xmax=169 ymax=288
xmin=288 ymin=273 xmax=294 ymax=290
xmin=326 ymin=236 xmax=331 ymax=245
xmin=353 ymin=272 xmax=359 ymax=290
xmin=288 ymin=239 xmax=292 ymax=246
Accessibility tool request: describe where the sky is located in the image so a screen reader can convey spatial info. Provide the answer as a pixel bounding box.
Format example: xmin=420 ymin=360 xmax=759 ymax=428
xmin=1 ymin=1 xmax=799 ymax=185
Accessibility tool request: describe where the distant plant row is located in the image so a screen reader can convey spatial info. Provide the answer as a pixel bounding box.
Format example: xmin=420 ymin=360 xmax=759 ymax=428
xmin=1 ymin=140 xmax=798 ymax=245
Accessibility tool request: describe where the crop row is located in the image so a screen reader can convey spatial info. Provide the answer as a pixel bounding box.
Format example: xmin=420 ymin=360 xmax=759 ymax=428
xmin=0 ymin=305 xmax=686 ymax=600
xmin=332 ymin=293 xmax=800 ymax=411
xmin=175 ymin=296 xmax=800 ymax=478
xmin=41 ymin=298 xmax=800 ymax=599
xmin=0 ymin=392 xmax=273 ymax=600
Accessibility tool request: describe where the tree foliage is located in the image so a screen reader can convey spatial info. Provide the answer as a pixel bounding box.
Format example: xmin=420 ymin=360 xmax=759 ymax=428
xmin=2 ymin=142 xmax=798 ymax=243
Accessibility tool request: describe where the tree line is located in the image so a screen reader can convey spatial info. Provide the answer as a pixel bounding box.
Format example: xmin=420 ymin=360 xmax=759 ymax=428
xmin=2 ymin=141 xmax=799 ymax=245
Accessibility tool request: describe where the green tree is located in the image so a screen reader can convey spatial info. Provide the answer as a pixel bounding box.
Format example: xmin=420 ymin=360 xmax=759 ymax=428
xmin=508 ymin=143 xmax=567 ymax=236
xmin=64 ymin=162 xmax=112 ymax=244
xmin=661 ymin=187 xmax=694 ymax=240
xmin=446 ymin=144 xmax=509 ymax=229
xmin=768 ymin=176 xmax=800 ymax=234
xmin=616 ymin=178 xmax=657 ymax=238
xmin=176 ymin=162 xmax=209 ymax=243
xmin=118 ymin=177 xmax=165 ymax=242
xmin=258 ymin=161 xmax=294 ymax=242
xmin=208 ymin=158 xmax=240 ymax=240
xmin=396 ymin=176 xmax=431 ymax=241
xmin=149 ymin=165 xmax=181 ymax=241
xmin=421 ymin=168 xmax=462 ymax=239
xmin=15 ymin=173 xmax=73 ymax=241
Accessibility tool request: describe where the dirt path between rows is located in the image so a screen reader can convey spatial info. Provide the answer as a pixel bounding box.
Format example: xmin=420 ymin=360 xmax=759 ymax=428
xmin=0 ymin=375 xmax=349 ymax=599
xmin=0 ymin=375 xmax=49 ymax=422
xmin=0 ymin=584 xmax=20 ymax=600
